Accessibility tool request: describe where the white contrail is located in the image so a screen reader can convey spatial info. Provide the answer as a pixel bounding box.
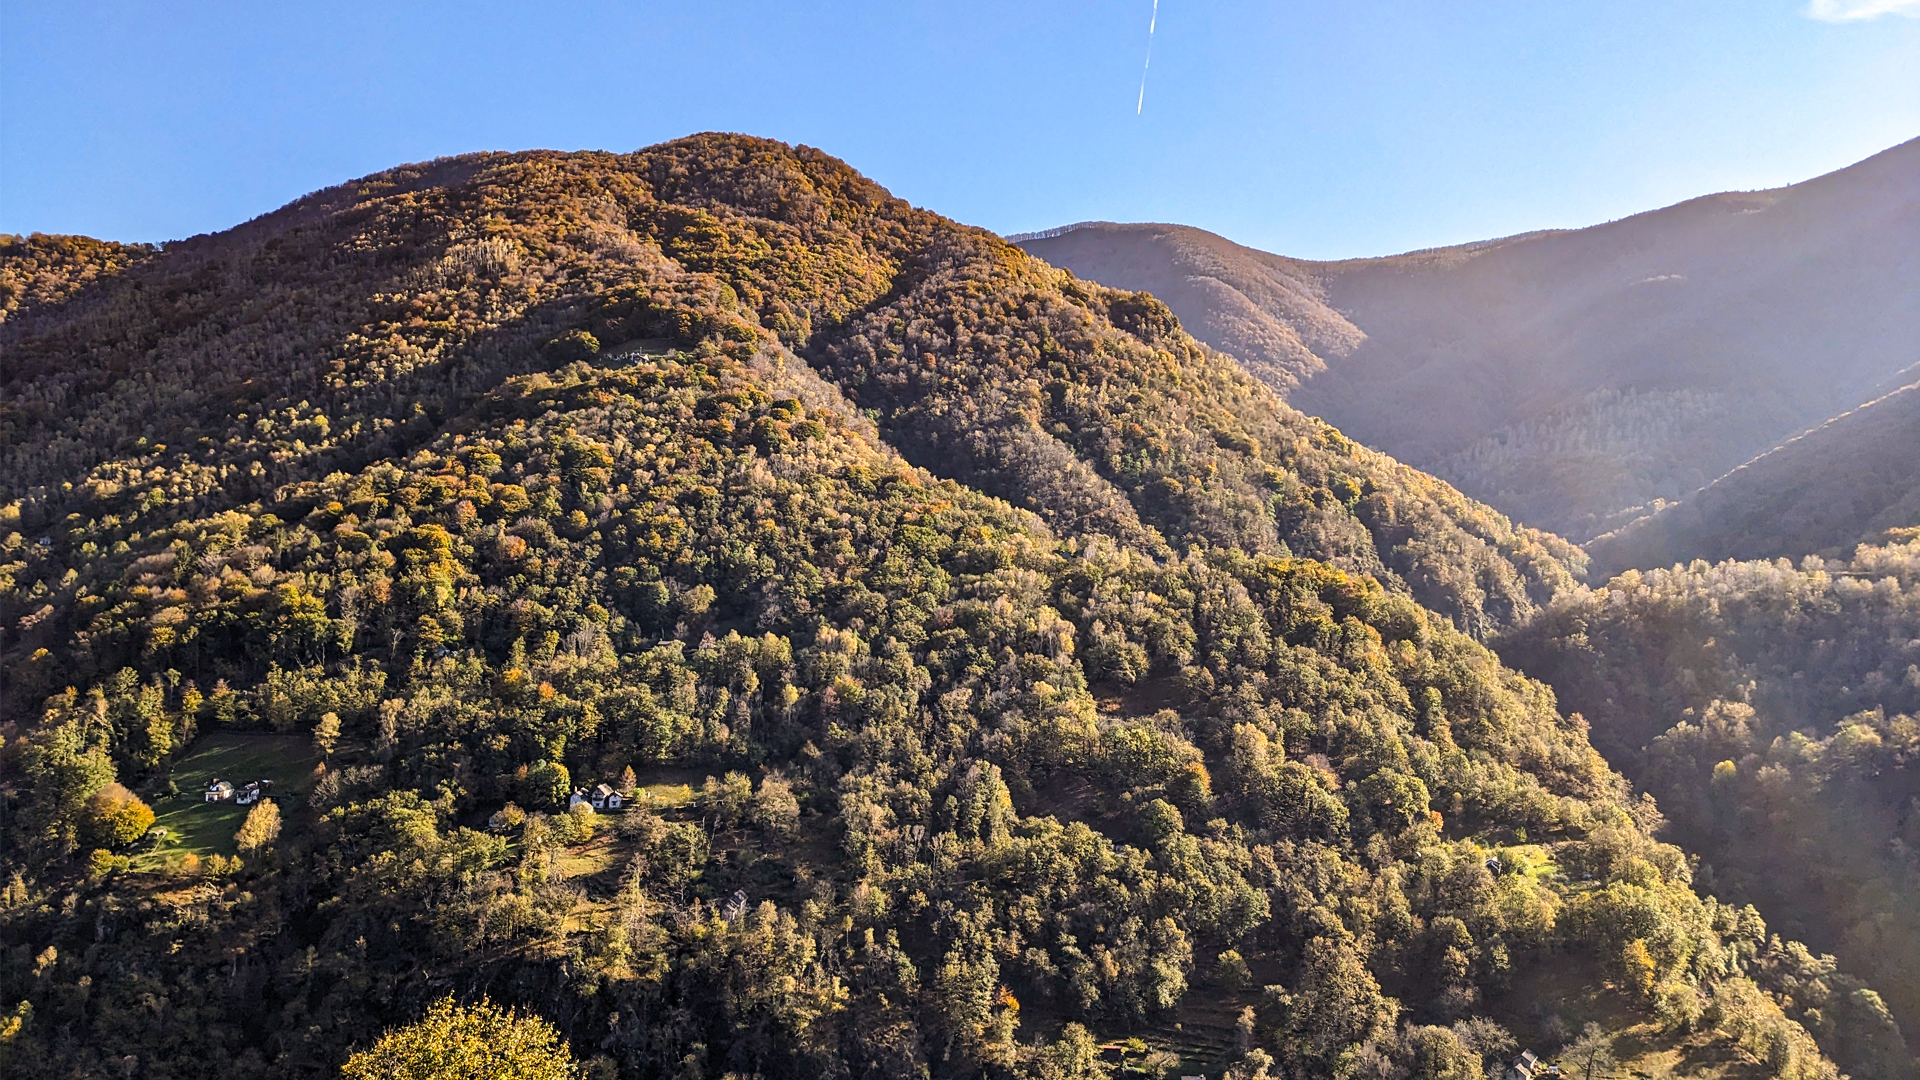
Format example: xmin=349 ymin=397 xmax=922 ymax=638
xmin=1137 ymin=0 xmax=1158 ymax=115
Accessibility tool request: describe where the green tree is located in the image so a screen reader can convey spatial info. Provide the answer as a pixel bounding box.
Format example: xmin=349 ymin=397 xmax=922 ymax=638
xmin=752 ymin=772 xmax=800 ymax=837
xmin=1217 ymin=949 xmax=1252 ymax=991
xmin=1225 ymin=1049 xmax=1275 ymax=1080
xmin=1562 ymin=1022 xmax=1615 ymax=1080
xmin=558 ymin=802 xmax=597 ymax=844
xmin=138 ymin=708 xmax=174 ymax=770
xmin=1292 ymin=936 xmax=1397 ymax=1060
xmin=341 ymin=997 xmax=578 ymax=1080
xmin=542 ymin=329 xmax=600 ymax=365
xmin=702 ymin=770 xmax=753 ymax=827
xmin=271 ymin=582 xmax=332 ymax=663
xmin=524 ymin=760 xmax=571 ymax=809
xmin=1403 ymin=1026 xmax=1481 ymax=1080
xmin=1028 ymin=1022 xmax=1109 ymax=1080
xmin=314 ymin=711 xmax=342 ymax=760
xmin=21 ymin=716 xmax=117 ymax=856
xmin=87 ymin=848 xmax=130 ymax=879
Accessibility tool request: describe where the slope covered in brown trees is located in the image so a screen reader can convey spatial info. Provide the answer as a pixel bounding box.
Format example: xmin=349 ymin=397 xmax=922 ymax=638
xmin=1019 ymin=138 xmax=1920 ymax=544
xmin=0 ymin=136 xmax=1903 ymax=1080
xmin=0 ymin=233 xmax=153 ymax=323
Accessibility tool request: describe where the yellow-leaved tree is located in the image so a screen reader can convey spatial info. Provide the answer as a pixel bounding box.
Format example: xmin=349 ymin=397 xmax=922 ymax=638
xmin=234 ymin=799 xmax=281 ymax=855
xmin=341 ymin=998 xmax=578 ymax=1080
xmin=81 ymin=783 xmax=154 ymax=850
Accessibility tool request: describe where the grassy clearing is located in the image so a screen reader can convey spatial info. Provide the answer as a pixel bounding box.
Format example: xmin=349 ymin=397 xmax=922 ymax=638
xmin=135 ymin=733 xmax=321 ymax=866
xmin=1489 ymin=959 xmax=1771 ymax=1080
xmin=602 ymin=337 xmax=677 ymax=362
xmin=633 ymin=782 xmax=696 ymax=810
xmin=553 ymin=831 xmax=625 ymax=881
xmin=1491 ymin=843 xmax=1561 ymax=883
xmin=626 ymin=766 xmax=710 ymax=812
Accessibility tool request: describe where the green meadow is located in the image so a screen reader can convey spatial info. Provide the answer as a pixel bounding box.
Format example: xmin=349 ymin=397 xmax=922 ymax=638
xmin=137 ymin=733 xmax=321 ymax=865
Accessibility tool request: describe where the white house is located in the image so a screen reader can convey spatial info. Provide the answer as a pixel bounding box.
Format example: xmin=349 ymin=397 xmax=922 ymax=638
xmin=1507 ymin=1050 xmax=1563 ymax=1080
xmin=567 ymin=788 xmax=593 ymax=811
xmin=590 ymin=783 xmax=623 ymax=810
xmin=205 ymin=779 xmax=234 ymax=803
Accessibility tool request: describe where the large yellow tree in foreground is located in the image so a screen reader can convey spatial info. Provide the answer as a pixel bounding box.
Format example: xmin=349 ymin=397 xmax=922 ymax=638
xmin=341 ymin=998 xmax=578 ymax=1080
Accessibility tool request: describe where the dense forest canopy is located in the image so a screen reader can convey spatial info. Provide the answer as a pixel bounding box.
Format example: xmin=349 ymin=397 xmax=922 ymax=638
xmin=1499 ymin=538 xmax=1920 ymax=1049
xmin=0 ymin=233 xmax=153 ymax=324
xmin=0 ymin=135 xmax=1905 ymax=1080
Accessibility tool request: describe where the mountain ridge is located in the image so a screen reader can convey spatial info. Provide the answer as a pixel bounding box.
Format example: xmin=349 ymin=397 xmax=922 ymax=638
xmin=1018 ymin=137 xmax=1920 ymax=544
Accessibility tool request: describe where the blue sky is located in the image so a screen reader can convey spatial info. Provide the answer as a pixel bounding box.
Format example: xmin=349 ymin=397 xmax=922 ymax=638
xmin=3 ymin=1 xmax=1916 ymax=259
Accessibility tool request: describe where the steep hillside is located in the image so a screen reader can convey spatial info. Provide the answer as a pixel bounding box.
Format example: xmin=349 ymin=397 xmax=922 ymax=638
xmin=792 ymin=223 xmax=1583 ymax=640
xmin=1006 ymin=222 xmax=1360 ymax=395
xmin=1587 ymin=381 xmax=1920 ymax=577
xmin=0 ymin=164 xmax=1583 ymax=650
xmin=0 ymin=137 xmax=1894 ymax=1080
xmin=1499 ymin=538 xmax=1920 ymax=1052
xmin=1019 ymin=138 xmax=1920 ymax=542
xmin=0 ymin=233 xmax=153 ymax=322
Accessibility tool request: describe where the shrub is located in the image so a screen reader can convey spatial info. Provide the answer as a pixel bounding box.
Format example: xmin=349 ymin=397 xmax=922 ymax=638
xmin=542 ymin=330 xmax=601 ymax=365
xmin=524 ymin=761 xmax=571 ymax=809
xmin=559 ymin=803 xmax=597 ymax=844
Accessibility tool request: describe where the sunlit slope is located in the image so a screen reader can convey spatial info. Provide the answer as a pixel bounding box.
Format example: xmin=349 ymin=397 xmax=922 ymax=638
xmin=0 ymin=146 xmax=1583 ymax=647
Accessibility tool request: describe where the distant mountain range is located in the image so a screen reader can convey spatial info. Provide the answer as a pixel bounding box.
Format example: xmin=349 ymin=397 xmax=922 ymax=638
xmin=1018 ymin=138 xmax=1920 ymax=546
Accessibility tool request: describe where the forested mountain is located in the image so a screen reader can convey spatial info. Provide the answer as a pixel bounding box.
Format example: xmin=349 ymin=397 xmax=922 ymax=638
xmin=1586 ymin=381 xmax=1920 ymax=578
xmin=1017 ymin=137 xmax=1920 ymax=543
xmin=1499 ymin=538 xmax=1920 ymax=1055
xmin=1008 ymin=223 xmax=1357 ymax=398
xmin=0 ymin=136 xmax=1902 ymax=1080
xmin=0 ymin=233 xmax=153 ymax=323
